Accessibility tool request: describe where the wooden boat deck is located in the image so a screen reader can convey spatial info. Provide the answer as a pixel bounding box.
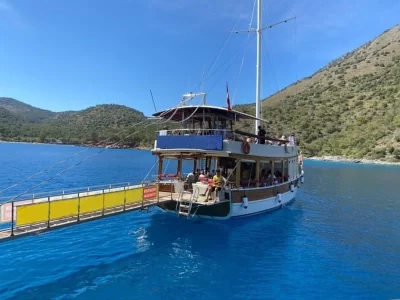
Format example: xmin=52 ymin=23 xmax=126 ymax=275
xmin=158 ymin=191 xmax=218 ymax=204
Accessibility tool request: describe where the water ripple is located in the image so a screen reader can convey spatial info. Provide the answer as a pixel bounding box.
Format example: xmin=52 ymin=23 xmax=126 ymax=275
xmin=0 ymin=146 xmax=399 ymax=299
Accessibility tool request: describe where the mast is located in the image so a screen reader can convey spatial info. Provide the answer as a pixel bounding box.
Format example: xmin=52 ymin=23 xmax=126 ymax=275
xmin=255 ymin=0 xmax=262 ymax=135
xmin=233 ymin=4 xmax=294 ymax=135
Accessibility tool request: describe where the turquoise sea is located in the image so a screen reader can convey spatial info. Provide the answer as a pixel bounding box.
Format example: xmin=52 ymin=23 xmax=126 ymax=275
xmin=0 ymin=143 xmax=399 ymax=299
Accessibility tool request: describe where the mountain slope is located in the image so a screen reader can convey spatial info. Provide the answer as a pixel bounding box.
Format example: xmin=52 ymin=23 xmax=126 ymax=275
xmin=42 ymin=104 xmax=151 ymax=145
xmin=237 ymin=24 xmax=400 ymax=161
xmin=1 ymin=25 xmax=400 ymax=156
xmin=0 ymin=101 xmax=155 ymax=147
xmin=0 ymin=97 xmax=55 ymax=123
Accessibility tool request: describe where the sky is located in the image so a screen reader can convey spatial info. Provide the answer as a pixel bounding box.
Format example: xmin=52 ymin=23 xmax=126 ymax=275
xmin=0 ymin=0 xmax=399 ymax=116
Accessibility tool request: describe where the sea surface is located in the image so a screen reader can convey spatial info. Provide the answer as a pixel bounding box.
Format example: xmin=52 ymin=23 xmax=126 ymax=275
xmin=0 ymin=142 xmax=399 ymax=299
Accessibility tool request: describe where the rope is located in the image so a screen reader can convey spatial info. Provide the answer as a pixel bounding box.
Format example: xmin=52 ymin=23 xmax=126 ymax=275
xmin=232 ymin=32 xmax=252 ymax=105
xmin=206 ymin=35 xmax=255 ymax=95
xmin=231 ymin=0 xmax=256 ymax=106
xmin=249 ymin=0 xmax=257 ymax=30
xmin=224 ymin=159 xmax=240 ymax=183
xmin=3 ymin=97 xmax=205 ymax=203
xmin=294 ymin=17 xmax=299 ymax=102
xmin=203 ymin=17 xmax=240 ymax=83
xmin=141 ymin=158 xmax=159 ymax=184
xmin=188 ymin=16 xmax=240 ymax=94
xmin=163 ymin=159 xmax=170 ymax=174
xmin=0 ymin=118 xmax=148 ymax=196
xmin=0 ymin=98 xmax=186 ymax=198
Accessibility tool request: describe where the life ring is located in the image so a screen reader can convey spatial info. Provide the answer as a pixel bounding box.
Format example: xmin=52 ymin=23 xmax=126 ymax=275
xmin=242 ymin=141 xmax=250 ymax=154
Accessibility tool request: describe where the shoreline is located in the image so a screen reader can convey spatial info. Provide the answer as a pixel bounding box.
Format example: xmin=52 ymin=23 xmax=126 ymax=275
xmin=2 ymin=141 xmax=399 ymax=165
xmin=305 ymin=155 xmax=400 ymax=166
xmin=0 ymin=140 xmax=152 ymax=151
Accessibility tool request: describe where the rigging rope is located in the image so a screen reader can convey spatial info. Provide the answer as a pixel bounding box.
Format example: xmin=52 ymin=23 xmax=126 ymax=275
xmin=188 ymin=16 xmax=241 ymax=94
xmin=0 ymin=104 xmax=182 ymax=198
xmin=232 ymin=33 xmax=252 ymax=105
xmin=163 ymin=159 xmax=170 ymax=174
xmin=231 ymin=0 xmax=256 ymax=106
xmin=249 ymin=0 xmax=257 ymax=30
xmin=206 ymin=35 xmax=255 ymax=95
xmin=294 ymin=17 xmax=299 ymax=104
xmin=203 ymin=17 xmax=240 ymax=84
xmin=141 ymin=158 xmax=159 ymax=183
xmin=0 ymin=118 xmax=148 ymax=196
xmin=4 ymin=97 xmax=205 ymax=203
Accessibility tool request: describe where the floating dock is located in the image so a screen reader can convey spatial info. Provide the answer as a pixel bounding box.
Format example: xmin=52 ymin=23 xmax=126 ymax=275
xmin=0 ymin=182 xmax=168 ymax=242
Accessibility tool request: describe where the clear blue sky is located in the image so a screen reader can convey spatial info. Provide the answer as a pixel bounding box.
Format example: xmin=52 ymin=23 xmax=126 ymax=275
xmin=0 ymin=0 xmax=399 ymax=116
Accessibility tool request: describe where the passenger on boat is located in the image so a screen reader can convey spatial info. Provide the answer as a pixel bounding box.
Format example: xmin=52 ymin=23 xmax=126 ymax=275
xmin=194 ymin=169 xmax=200 ymax=183
xmin=289 ymin=134 xmax=296 ymax=146
xmin=274 ymin=169 xmax=283 ymax=183
xmin=257 ymin=126 xmax=266 ymax=144
xmin=259 ymin=169 xmax=267 ymax=187
xmin=185 ymin=172 xmax=194 ymax=181
xmin=205 ymin=169 xmax=226 ymax=202
xmin=267 ymin=172 xmax=277 ymax=185
xmin=199 ymin=169 xmax=206 ymax=181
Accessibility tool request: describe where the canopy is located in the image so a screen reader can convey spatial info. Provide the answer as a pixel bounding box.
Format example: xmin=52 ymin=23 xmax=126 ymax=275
xmin=152 ymin=105 xmax=267 ymax=123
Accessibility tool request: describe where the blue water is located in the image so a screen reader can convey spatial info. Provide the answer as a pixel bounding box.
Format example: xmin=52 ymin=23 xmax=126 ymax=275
xmin=0 ymin=143 xmax=399 ymax=299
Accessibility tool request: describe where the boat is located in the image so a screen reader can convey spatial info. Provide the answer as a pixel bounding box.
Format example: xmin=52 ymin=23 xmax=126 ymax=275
xmin=150 ymin=1 xmax=305 ymax=219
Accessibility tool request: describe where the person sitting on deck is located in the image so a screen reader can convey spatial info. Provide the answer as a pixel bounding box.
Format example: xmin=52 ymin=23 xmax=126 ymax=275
xmin=267 ymin=170 xmax=277 ymax=185
xmin=259 ymin=169 xmax=267 ymax=186
xmin=199 ymin=170 xmax=208 ymax=184
xmin=204 ymin=170 xmax=226 ymax=202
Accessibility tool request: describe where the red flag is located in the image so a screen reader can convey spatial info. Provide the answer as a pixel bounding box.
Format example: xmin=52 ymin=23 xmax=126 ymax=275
xmin=226 ymin=83 xmax=231 ymax=111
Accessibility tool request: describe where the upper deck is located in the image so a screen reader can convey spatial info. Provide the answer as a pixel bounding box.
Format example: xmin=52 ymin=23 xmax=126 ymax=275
xmin=152 ymin=129 xmax=297 ymax=158
xmin=151 ymin=98 xmax=297 ymax=159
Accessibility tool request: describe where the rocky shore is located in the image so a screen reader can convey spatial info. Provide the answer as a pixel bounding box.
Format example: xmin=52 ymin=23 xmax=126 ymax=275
xmin=306 ymin=155 xmax=400 ymax=166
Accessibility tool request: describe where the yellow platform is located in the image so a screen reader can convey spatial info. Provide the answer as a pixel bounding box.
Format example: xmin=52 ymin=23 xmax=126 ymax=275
xmin=0 ymin=183 xmax=164 ymax=242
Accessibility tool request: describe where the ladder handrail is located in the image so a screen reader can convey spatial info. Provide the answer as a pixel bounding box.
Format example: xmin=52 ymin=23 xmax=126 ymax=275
xmin=188 ymin=187 xmax=199 ymax=219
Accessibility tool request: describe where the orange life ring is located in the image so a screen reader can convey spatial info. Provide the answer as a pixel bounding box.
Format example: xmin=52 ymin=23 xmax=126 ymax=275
xmin=242 ymin=141 xmax=250 ymax=154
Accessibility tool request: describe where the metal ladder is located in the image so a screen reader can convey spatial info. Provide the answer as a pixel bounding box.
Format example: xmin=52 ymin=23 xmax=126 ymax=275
xmin=177 ymin=187 xmax=199 ymax=218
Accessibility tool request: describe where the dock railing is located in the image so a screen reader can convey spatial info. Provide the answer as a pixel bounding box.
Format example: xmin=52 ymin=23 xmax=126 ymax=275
xmin=0 ymin=181 xmax=159 ymax=240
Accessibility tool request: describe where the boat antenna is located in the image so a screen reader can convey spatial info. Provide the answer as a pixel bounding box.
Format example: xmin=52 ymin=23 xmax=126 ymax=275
xmin=150 ymin=89 xmax=157 ymax=112
xmin=201 ymin=65 xmax=206 ymax=93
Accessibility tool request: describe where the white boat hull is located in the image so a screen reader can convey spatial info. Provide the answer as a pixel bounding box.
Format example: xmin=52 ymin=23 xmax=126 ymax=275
xmin=230 ymin=187 xmax=297 ymax=218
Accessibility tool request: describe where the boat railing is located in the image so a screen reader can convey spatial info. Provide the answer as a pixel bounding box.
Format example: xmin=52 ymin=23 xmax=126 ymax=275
xmin=157 ymin=128 xmax=236 ymax=139
xmin=0 ymin=181 xmax=139 ymax=203
xmin=0 ymin=180 xmax=160 ymax=236
xmin=157 ymin=128 xmax=298 ymax=146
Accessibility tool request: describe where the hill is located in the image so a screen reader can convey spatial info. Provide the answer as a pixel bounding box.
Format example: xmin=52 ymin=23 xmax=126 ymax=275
xmin=237 ymin=24 xmax=400 ymax=161
xmin=42 ymin=104 xmax=157 ymax=146
xmin=1 ymin=25 xmax=400 ymax=158
xmin=0 ymin=97 xmax=55 ymax=122
xmin=0 ymin=100 xmax=158 ymax=148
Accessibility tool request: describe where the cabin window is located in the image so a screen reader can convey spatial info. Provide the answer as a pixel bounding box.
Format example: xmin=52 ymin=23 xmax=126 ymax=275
xmin=283 ymin=160 xmax=289 ymax=182
xmin=240 ymin=160 xmax=257 ymax=187
xmin=219 ymin=157 xmax=237 ymax=179
xmin=274 ymin=160 xmax=284 ymax=183
xmin=259 ymin=160 xmax=272 ymax=186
